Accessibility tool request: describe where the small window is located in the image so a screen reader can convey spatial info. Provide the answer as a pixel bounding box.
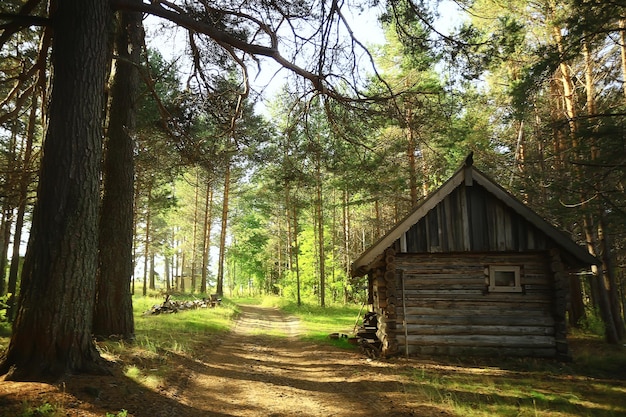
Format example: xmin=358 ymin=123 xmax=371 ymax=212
xmin=488 ymin=266 xmax=522 ymax=293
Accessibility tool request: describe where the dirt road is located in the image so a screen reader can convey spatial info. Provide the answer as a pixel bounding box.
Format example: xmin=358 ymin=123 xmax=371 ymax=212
xmin=0 ymin=304 xmax=452 ymax=417
xmin=166 ymin=304 xmax=427 ymax=416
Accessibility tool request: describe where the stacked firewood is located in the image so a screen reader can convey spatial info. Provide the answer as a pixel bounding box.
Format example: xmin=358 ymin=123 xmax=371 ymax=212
xmin=356 ymin=312 xmax=382 ymax=358
xmin=143 ymin=294 xmax=221 ymax=315
xmin=379 ymin=248 xmax=399 ymax=355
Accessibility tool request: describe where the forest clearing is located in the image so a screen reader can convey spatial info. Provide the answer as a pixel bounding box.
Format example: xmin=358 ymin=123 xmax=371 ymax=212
xmin=1 ymin=298 xmax=625 ymax=417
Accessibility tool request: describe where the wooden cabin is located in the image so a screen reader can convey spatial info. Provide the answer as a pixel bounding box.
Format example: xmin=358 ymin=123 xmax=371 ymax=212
xmin=351 ymin=157 xmax=597 ymax=359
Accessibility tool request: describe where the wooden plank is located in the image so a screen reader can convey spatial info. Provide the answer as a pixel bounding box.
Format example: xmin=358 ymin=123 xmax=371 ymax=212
xmin=395 ymin=251 xmax=551 ymax=266
xmin=459 ymin=185 xmax=471 ymax=251
xmin=399 ymin=334 xmax=556 ymax=348
xmin=401 ymin=315 xmax=555 ymax=327
xmin=504 ymin=206 xmax=514 ymax=250
xmin=402 ymin=324 xmax=555 ymax=336
xmin=495 ymin=202 xmax=506 ymax=251
xmin=400 ymin=304 xmax=553 ymax=315
xmin=404 ymin=345 xmax=556 ymax=358
xmin=426 ymin=209 xmax=440 ymax=251
xmin=442 ymin=196 xmax=453 ymax=251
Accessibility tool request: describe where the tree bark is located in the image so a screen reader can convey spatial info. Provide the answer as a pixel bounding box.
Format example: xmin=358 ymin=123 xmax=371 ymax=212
xmin=190 ymin=169 xmax=200 ymax=293
xmin=143 ymin=185 xmax=152 ymax=295
xmin=316 ymin=154 xmax=325 ymax=307
xmin=0 ymin=0 xmax=111 ymax=380
xmin=200 ymin=178 xmax=213 ymax=294
xmin=216 ymin=161 xmax=231 ymax=297
xmin=0 ymin=210 xmax=11 ymax=296
xmin=406 ymin=108 xmax=418 ymax=207
xmin=93 ymin=5 xmax=143 ymax=340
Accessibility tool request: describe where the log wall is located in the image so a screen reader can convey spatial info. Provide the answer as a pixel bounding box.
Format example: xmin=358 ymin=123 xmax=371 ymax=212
xmin=378 ymin=251 xmax=568 ymax=358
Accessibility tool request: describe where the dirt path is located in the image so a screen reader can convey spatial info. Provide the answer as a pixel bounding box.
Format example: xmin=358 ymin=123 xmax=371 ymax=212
xmin=0 ymin=305 xmax=453 ymax=417
xmin=169 ymin=304 xmax=422 ymax=416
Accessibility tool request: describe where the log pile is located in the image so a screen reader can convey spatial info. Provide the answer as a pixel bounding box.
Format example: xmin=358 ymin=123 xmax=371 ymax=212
xmin=369 ymin=248 xmax=399 ymax=357
xmin=356 ymin=312 xmax=382 ymax=358
xmin=378 ymin=248 xmax=399 ymax=355
xmin=143 ymin=294 xmax=221 ymax=315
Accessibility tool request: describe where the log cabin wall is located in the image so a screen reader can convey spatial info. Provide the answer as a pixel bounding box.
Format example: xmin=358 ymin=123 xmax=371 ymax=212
xmin=390 ymin=251 xmax=566 ymax=358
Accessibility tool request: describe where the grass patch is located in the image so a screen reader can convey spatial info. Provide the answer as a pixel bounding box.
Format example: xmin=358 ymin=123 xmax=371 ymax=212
xmin=98 ymin=295 xmax=237 ymax=356
xmin=270 ymin=297 xmax=362 ymax=348
xmin=95 ymin=293 xmax=240 ymax=394
xmin=230 ymin=295 xmax=361 ymax=348
xmin=123 ymin=364 xmax=162 ymax=389
xmin=401 ymin=338 xmax=626 ymax=417
xmin=19 ymin=401 xmax=61 ymax=416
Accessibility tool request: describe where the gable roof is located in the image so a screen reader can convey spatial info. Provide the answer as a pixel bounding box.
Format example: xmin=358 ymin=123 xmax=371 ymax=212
xmin=351 ymin=160 xmax=598 ymax=276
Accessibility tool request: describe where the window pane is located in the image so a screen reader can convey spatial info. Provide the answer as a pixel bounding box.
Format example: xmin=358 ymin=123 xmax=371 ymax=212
xmin=494 ymin=270 xmax=516 ymax=287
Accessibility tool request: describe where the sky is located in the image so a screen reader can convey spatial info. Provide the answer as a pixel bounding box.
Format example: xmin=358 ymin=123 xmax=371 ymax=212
xmin=144 ymin=0 xmax=465 ymax=103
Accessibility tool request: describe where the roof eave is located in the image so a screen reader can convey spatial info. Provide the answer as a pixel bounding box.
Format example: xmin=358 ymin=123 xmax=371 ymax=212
xmin=350 ymin=162 xmax=598 ymax=277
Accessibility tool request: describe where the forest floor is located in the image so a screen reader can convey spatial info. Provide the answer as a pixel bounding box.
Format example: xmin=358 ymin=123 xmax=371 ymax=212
xmin=1 ymin=304 xmax=625 ymax=417
xmin=0 ymin=304 xmax=451 ymax=417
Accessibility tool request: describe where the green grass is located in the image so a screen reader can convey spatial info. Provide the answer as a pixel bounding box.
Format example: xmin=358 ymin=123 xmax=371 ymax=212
xmin=19 ymin=402 xmax=60 ymax=416
xmin=97 ymin=293 xmax=240 ymax=389
xmin=397 ymin=336 xmax=626 ymax=417
xmin=261 ymin=296 xmax=363 ymax=348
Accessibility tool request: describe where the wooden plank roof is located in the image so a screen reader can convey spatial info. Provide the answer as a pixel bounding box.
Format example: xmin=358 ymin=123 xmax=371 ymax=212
xmin=351 ymin=159 xmax=598 ymax=277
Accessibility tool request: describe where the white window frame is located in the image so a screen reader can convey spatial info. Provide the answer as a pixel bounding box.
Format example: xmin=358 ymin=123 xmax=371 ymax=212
xmin=488 ymin=265 xmax=522 ymax=293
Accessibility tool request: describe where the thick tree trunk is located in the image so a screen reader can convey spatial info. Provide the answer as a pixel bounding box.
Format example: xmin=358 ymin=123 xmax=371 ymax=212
xmin=164 ymin=255 xmax=171 ymax=291
xmin=150 ymin=253 xmax=156 ymax=290
xmin=0 ymin=0 xmax=111 ymax=380
xmin=584 ymin=215 xmax=620 ymax=344
xmin=180 ymin=247 xmax=186 ymax=292
xmin=342 ymin=188 xmax=350 ymax=304
xmin=93 ymin=6 xmax=142 ymax=340
xmin=599 ymin=218 xmax=626 ymax=340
